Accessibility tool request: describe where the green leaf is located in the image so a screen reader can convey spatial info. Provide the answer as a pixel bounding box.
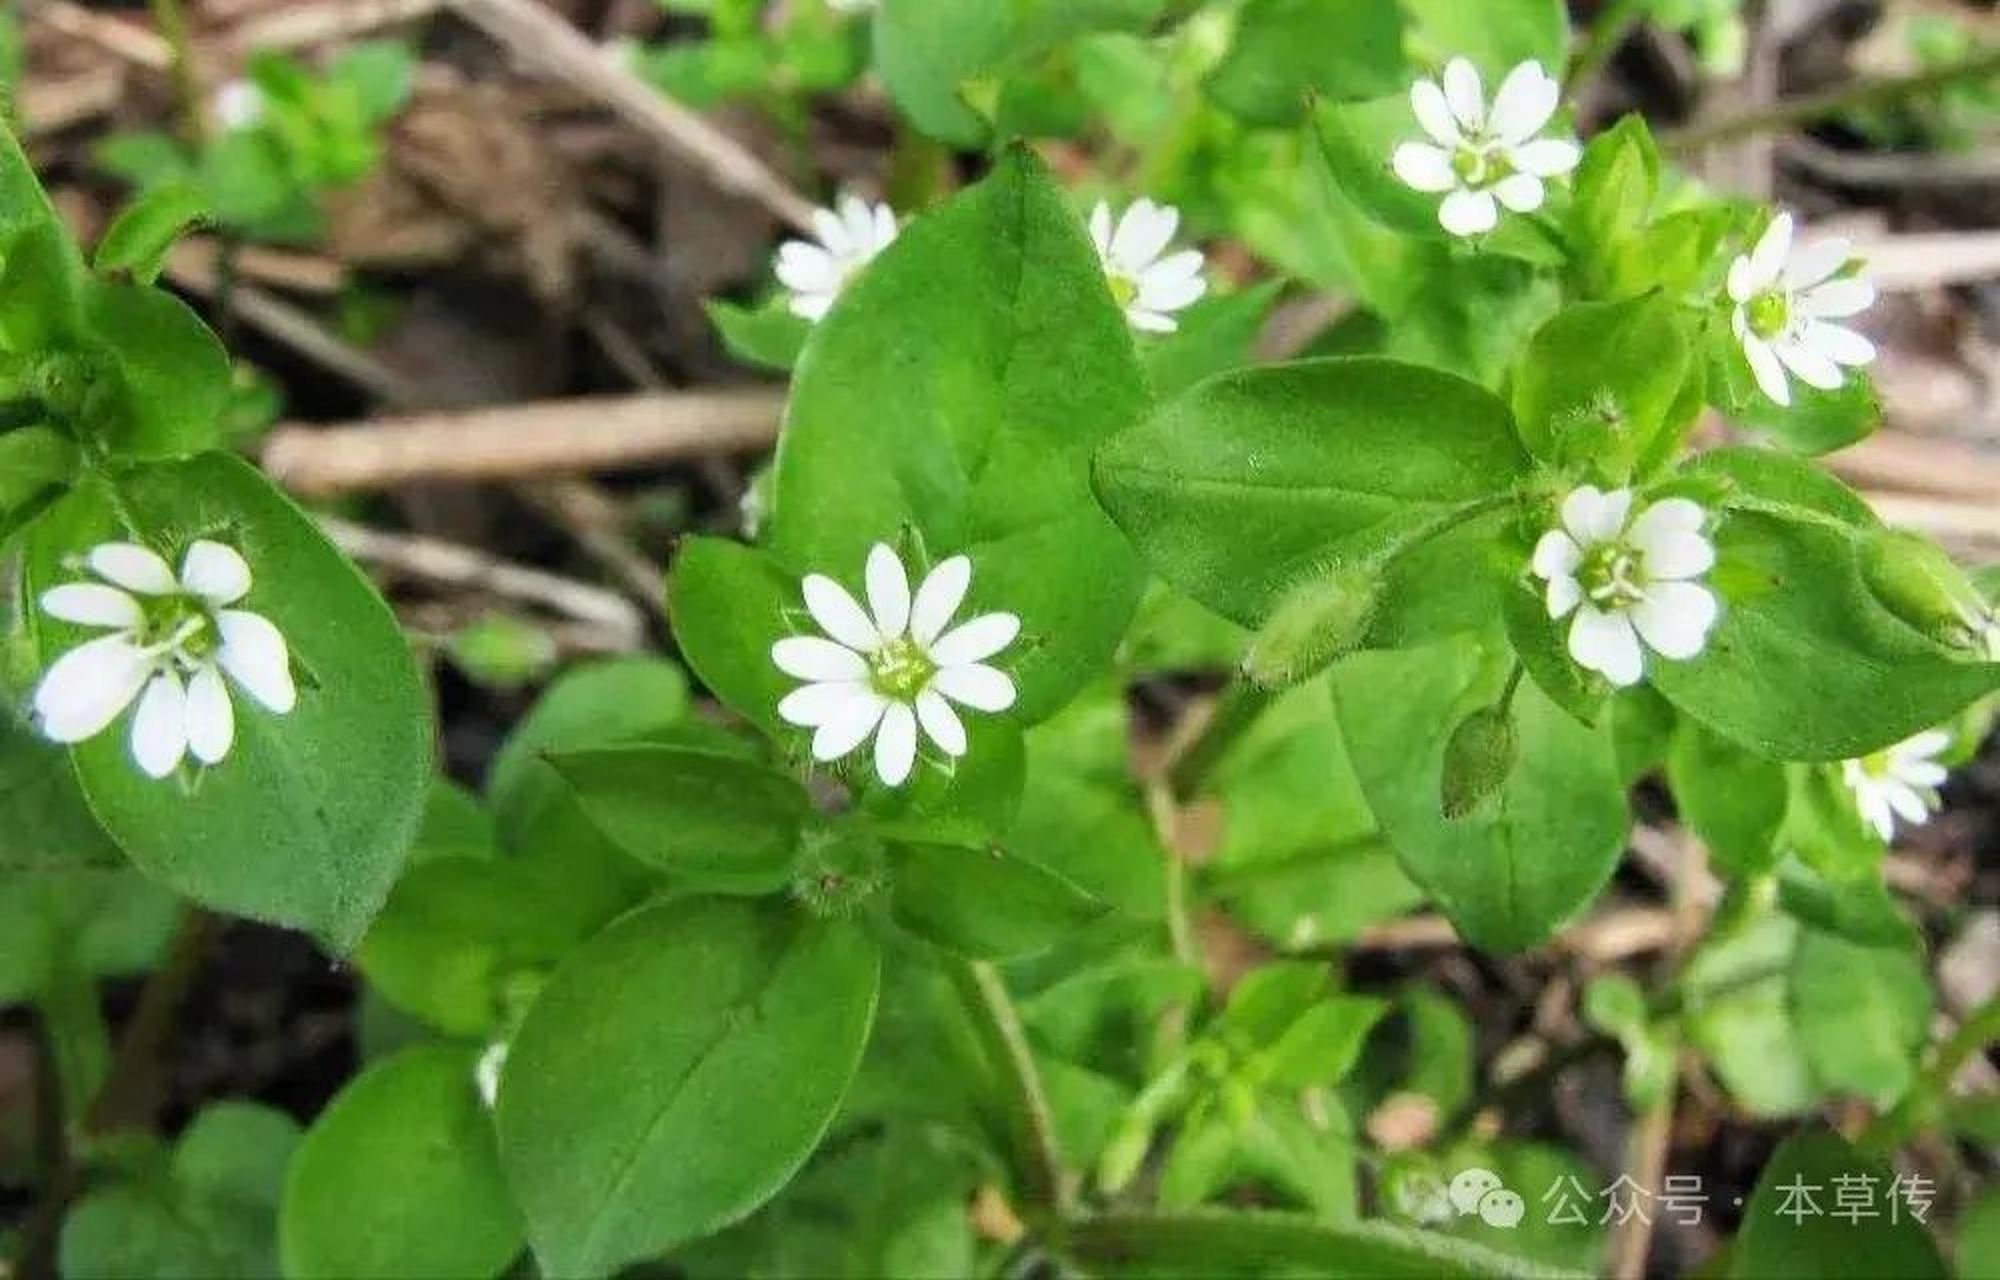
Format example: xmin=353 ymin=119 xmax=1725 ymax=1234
xmin=1683 ymin=444 xmax=1879 ymax=527
xmin=1065 ymin=1209 xmax=1588 ymax=1279
xmin=552 ymin=744 xmax=809 ymax=891
xmin=1566 ymin=116 xmax=1658 ymax=298
xmin=1095 ymin=357 xmax=1528 ymax=628
xmin=1651 ymin=508 xmax=2000 ymax=761
xmin=1010 ymin=683 xmax=1165 ymax=917
xmin=0 ymin=221 xmax=86 ymax=350
xmin=498 ymin=897 xmax=879 ymax=1277
xmin=1330 ymin=635 xmax=1628 ymax=951
xmin=1731 ymin=369 xmax=1881 ymax=456
xmin=0 ymin=708 xmax=123 ymax=872
xmin=872 ymin=0 xmax=1012 ymax=145
xmin=890 ymin=841 xmax=1108 ymax=958
xmin=0 ymin=867 xmax=177 ymax=1003
xmin=1402 ymin=0 xmax=1568 ymax=73
xmin=772 ymin=149 xmax=1143 ymax=724
xmin=1141 ymin=284 xmax=1283 ymax=401
xmin=1667 ymin=719 xmax=1788 ymax=877
xmin=1731 ymin=1131 xmax=1947 ymax=1279
xmin=94 ymin=182 xmax=211 ymax=285
xmin=707 ymin=296 xmax=810 ymax=372
xmin=1510 ymin=293 xmax=1691 ymax=474
xmin=80 ymin=279 xmax=230 ymax=459
xmin=1790 ymin=928 xmax=1929 ymax=1106
xmin=667 ymin=535 xmax=799 ymax=740
xmin=1311 ymin=95 xmax=1449 ymax=238
xmin=281 ymin=1044 xmax=523 ymax=1280
xmin=1207 ymin=0 xmax=1407 ymax=125
xmin=1680 ymin=911 xmax=1815 ymax=1116
xmin=1502 ymin=578 xmax=1607 ymax=727
xmin=24 ymin=456 xmax=431 ymax=950
xmin=0 ymin=425 xmax=80 ymax=530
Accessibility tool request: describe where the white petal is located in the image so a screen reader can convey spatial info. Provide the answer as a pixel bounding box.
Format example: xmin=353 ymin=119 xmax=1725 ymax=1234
xmin=1798 ymin=277 xmax=1874 ymax=320
xmin=778 ymin=680 xmax=870 ymax=728
xmin=1630 ymin=581 xmax=1718 ymax=660
xmin=1726 ymin=254 xmax=1758 ymax=304
xmin=865 ymin=543 xmax=911 ymax=639
xmin=1569 ymin=607 xmax=1645 ymax=687
xmin=1438 ymin=188 xmax=1498 ymax=237
xmin=1408 ymin=78 xmax=1460 ymax=147
xmin=812 ymin=690 xmax=887 ymax=762
xmin=1492 ymin=173 xmax=1545 ymax=213
xmin=930 ymin=612 xmax=1021 ymax=666
xmin=1855 ymin=785 xmax=1896 ymax=842
xmin=89 ymin=543 xmax=177 ymax=595
xmin=873 ymin=702 xmax=918 ymax=786
xmin=185 ymin=664 xmax=235 ymax=765
xmin=1127 ymin=308 xmax=1178 ymax=334
xmin=772 ymin=636 xmax=868 ymax=682
xmin=1802 ymin=321 xmax=1875 ymax=368
xmin=41 ymin=583 xmax=142 ymax=629
xmin=1509 ymin=137 xmax=1579 ymax=177
xmin=1531 ymin=529 xmax=1581 ymax=579
xmin=1630 ymin=499 xmax=1713 ymax=579
xmin=179 ymin=540 xmax=252 ymax=605
xmin=1746 ymin=213 xmax=1794 ymax=291
xmin=1896 ymin=761 xmax=1948 ymax=789
xmin=1393 ymin=142 xmax=1457 ymax=193
xmin=1893 ymin=730 xmax=1952 ymax=762
xmin=216 ymin=610 xmax=296 ymax=713
xmin=1546 ymin=575 xmax=1582 ymax=619
xmin=931 ymin=663 xmax=1016 ymax=713
xmin=1136 ymin=269 xmax=1207 ymax=314
xmin=838 ymin=192 xmax=876 ymax=252
xmin=1111 ymin=199 xmax=1179 ymax=273
xmin=802 ymin=574 xmax=881 ymax=651
xmin=914 ymin=689 xmax=966 ymax=757
xmin=811 ymin=205 xmax=854 ymax=258
xmin=131 ymin=674 xmax=188 ymax=779
xmin=910 ymin=555 xmax=972 ymax=645
xmin=1142 ymin=248 xmax=1205 ymax=284
xmin=1774 ymin=335 xmax=1844 ymax=391
xmin=1442 ymin=58 xmax=1485 ymax=133
xmin=1489 ymin=61 xmax=1557 ymax=144
xmin=1740 ymin=332 xmax=1791 ymax=406
xmin=1783 ymin=237 xmax=1852 ymax=290
xmin=789 ymin=292 xmax=834 ymax=322
xmin=776 ymin=241 xmax=842 ymax=295
xmin=869 ymin=203 xmax=899 ymax=253
xmin=1884 ymin=781 xmax=1931 ymax=828
xmin=1561 ymin=485 xmax=1631 ymax=546
xmin=1089 ymin=201 xmax=1114 ymax=256
xmin=33 ymin=635 xmax=153 ymax=743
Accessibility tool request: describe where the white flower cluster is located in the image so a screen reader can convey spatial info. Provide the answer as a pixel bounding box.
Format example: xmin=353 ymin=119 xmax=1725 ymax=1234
xmin=32 ymin=540 xmax=296 ymax=780
xmin=775 ymin=192 xmax=900 ymax=323
xmin=1393 ymin=59 xmax=1580 ymax=238
xmin=1727 ymin=213 xmax=1876 ymax=407
xmin=771 ymin=544 xmax=1019 ymax=787
xmin=1531 ymin=486 xmax=1719 ymax=688
xmin=1089 ymin=199 xmax=1207 ymax=333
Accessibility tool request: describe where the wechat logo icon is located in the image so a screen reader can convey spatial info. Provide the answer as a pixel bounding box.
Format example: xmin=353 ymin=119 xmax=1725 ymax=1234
xmin=1450 ymin=1167 xmax=1525 ymax=1229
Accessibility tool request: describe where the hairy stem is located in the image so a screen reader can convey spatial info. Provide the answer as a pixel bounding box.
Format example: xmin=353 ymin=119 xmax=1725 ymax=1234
xmin=949 ymin=957 xmax=1074 ymax=1222
xmin=1665 ymin=49 xmax=2000 ymax=152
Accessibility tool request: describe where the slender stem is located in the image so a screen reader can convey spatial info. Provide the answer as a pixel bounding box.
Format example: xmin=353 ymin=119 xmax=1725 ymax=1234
xmin=147 ymin=0 xmax=206 ymax=147
xmin=1859 ymin=990 xmax=2000 ymax=1155
xmin=948 ymin=957 xmax=1074 ymax=1221
xmin=84 ymin=907 xmax=213 ymax=1133
xmin=1167 ymin=681 xmax=1273 ymax=802
xmin=1566 ymin=0 xmax=1646 ymax=96
xmin=1663 ymin=49 xmax=2000 ymax=152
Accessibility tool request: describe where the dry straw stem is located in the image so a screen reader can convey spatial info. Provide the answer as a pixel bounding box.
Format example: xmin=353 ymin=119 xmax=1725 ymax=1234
xmin=444 ymin=0 xmax=819 ymax=233
xmin=261 ymin=390 xmax=785 ymax=495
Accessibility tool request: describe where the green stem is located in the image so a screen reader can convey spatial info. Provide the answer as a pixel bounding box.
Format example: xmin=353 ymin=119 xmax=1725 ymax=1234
xmin=1167 ymin=680 xmax=1273 ymax=802
xmin=1858 ymin=990 xmax=2000 ymax=1155
xmin=1663 ymin=48 xmax=2000 ymax=152
xmin=948 ymin=957 xmax=1074 ymax=1222
xmin=1566 ymin=0 xmax=1646 ymax=96
xmin=147 ymin=0 xmax=206 ymax=147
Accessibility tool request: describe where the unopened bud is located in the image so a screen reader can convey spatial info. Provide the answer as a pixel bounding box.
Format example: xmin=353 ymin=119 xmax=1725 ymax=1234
xmin=1242 ymin=565 xmax=1378 ymax=689
xmin=1440 ymin=705 xmax=1518 ymax=819
xmin=790 ymin=825 xmax=886 ymax=919
xmin=1863 ymin=530 xmax=1987 ymax=653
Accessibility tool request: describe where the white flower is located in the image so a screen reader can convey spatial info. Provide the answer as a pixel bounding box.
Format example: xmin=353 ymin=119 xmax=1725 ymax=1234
xmin=1727 ymin=212 xmax=1877 ymax=408
xmin=1089 ymin=199 xmax=1207 ymax=333
xmin=771 ymin=543 xmax=1019 ymax=787
xmin=1842 ymin=730 xmax=1950 ymax=843
xmin=1530 ymin=487 xmax=1720 ymax=688
xmin=826 ymin=0 xmax=876 ymax=12
xmin=212 ymin=80 xmax=264 ymax=132
xmin=1392 ymin=58 xmax=1580 ymax=238
xmin=32 ymin=540 xmax=297 ymax=780
xmin=475 ymin=1041 xmax=509 ymax=1109
xmin=773 ymin=192 xmax=898 ymax=323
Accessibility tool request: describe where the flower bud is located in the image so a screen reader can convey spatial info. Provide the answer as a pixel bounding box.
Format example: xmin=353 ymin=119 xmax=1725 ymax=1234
xmin=1242 ymin=564 xmax=1379 ymax=690
xmin=790 ymin=825 xmax=886 ymax=918
xmin=1439 ymin=704 xmax=1519 ymax=819
xmin=1862 ymin=530 xmax=1988 ymax=653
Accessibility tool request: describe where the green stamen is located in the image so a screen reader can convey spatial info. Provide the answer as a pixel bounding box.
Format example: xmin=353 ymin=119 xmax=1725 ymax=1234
xmin=1579 ymin=542 xmax=1647 ymax=609
xmin=1747 ymin=290 xmax=1790 ymax=341
xmin=1107 ymin=272 xmax=1138 ymax=308
xmin=869 ymin=637 xmax=936 ymax=701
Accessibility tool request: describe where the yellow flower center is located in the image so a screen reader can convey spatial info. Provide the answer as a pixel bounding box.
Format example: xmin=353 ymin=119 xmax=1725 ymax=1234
xmin=1452 ymin=144 xmax=1512 ymax=188
xmin=1106 ymin=271 xmax=1139 ymax=308
xmin=868 ymin=637 xmax=935 ymax=701
xmin=1747 ymin=290 xmax=1790 ymax=341
xmin=1579 ymin=542 xmax=1647 ymax=610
